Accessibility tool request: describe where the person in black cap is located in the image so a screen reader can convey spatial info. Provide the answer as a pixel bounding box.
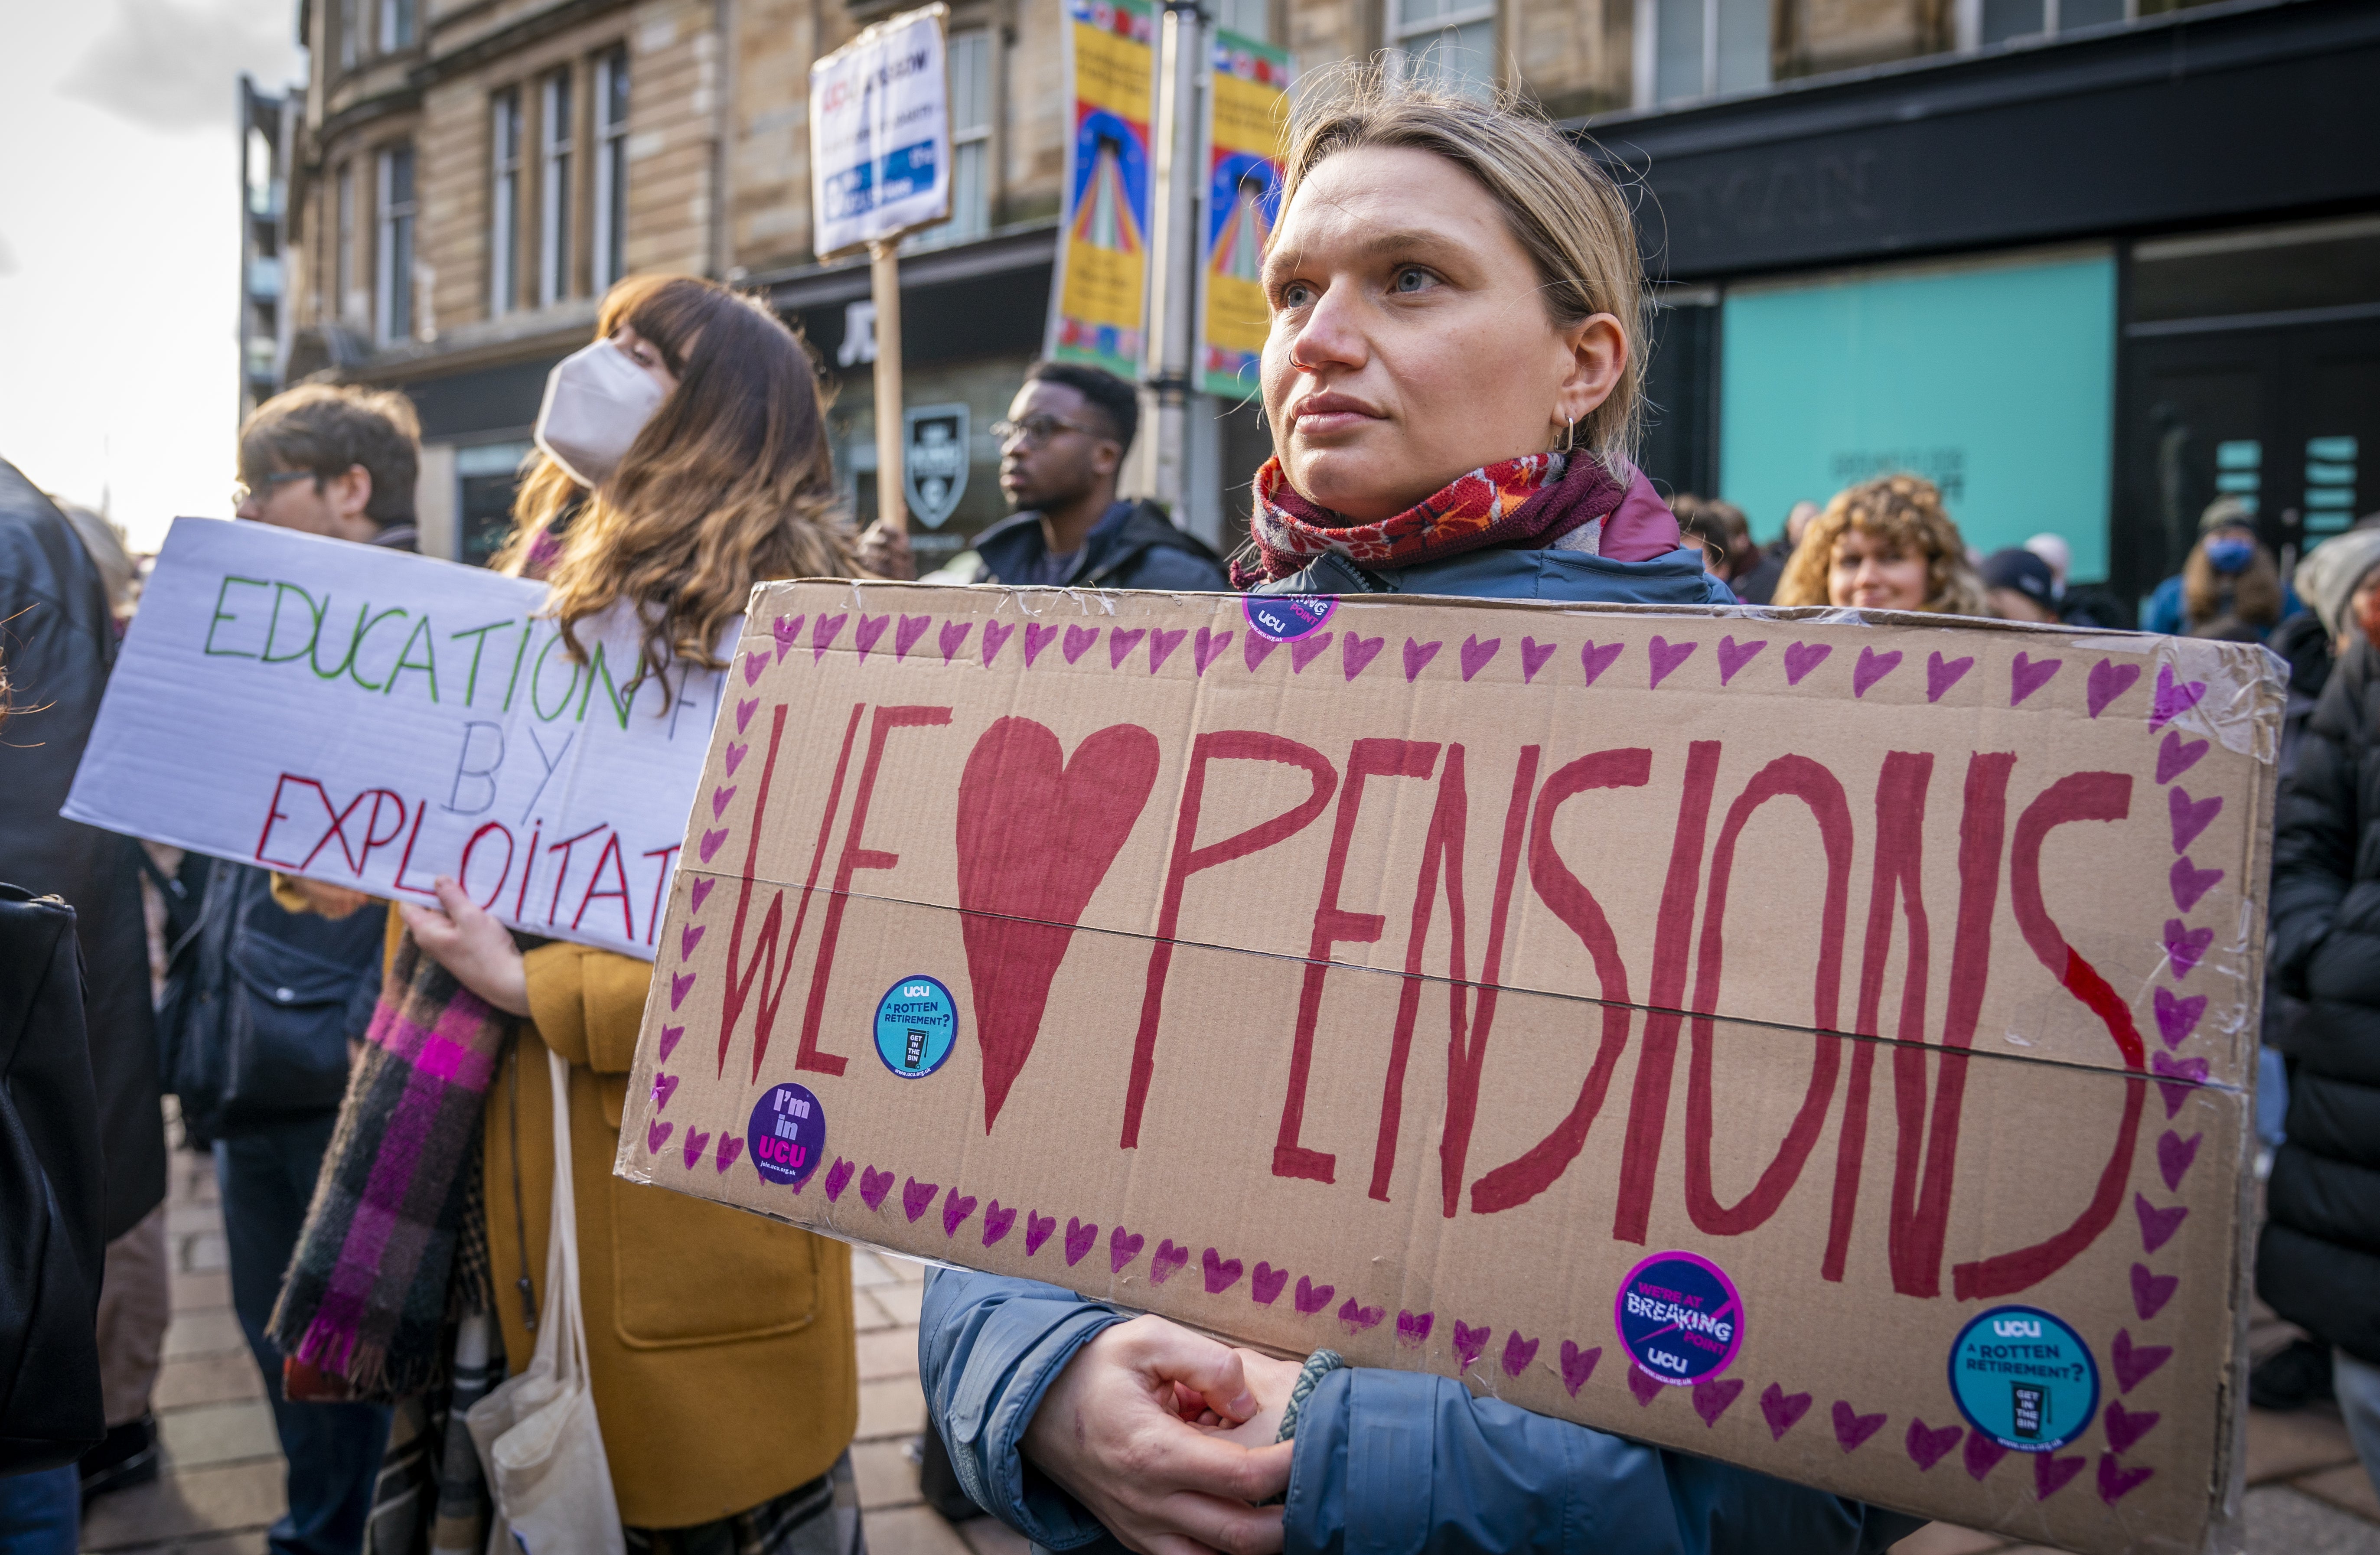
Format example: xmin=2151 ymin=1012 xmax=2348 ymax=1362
xmin=1979 ymin=547 xmax=2060 ymax=623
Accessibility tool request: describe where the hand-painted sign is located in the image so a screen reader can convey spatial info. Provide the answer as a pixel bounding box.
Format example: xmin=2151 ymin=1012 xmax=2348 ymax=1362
xmin=63 ymin=517 xmax=727 ymax=959
xmin=624 ymin=580 xmax=2278 ymax=1554
xmin=810 ymin=4 xmax=953 ymax=259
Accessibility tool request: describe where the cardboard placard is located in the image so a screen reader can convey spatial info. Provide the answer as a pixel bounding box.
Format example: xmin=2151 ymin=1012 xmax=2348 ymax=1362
xmin=619 ymin=581 xmax=2277 ymax=1552
xmin=63 ymin=517 xmax=725 ymax=958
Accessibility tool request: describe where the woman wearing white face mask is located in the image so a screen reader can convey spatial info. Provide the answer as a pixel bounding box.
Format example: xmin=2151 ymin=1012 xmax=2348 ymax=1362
xmin=278 ymin=276 xmax=869 ymax=1551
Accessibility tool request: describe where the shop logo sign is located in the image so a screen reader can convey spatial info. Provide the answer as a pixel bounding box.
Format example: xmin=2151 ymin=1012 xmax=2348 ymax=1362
xmin=903 ymin=403 xmax=969 ymax=530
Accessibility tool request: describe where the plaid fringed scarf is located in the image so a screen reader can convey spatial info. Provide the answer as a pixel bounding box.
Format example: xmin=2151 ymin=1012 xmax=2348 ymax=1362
xmin=268 ymin=931 xmax=512 ymax=1400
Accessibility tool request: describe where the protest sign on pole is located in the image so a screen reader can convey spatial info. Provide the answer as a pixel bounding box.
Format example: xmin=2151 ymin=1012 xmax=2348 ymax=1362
xmin=625 ymin=579 xmax=2279 ymax=1554
xmin=1197 ymin=30 xmax=1290 ymax=398
xmin=63 ymin=518 xmax=727 ymax=960
xmin=810 ymin=3 xmax=952 ymax=532
xmin=1046 ymin=0 xmax=1156 ymax=380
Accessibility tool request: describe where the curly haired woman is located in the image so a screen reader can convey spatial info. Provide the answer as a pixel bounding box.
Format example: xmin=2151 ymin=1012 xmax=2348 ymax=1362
xmin=1774 ymin=474 xmax=1989 ymax=616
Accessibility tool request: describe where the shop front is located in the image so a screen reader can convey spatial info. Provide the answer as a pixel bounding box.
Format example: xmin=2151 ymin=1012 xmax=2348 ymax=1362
xmin=1603 ymin=0 xmax=2380 ymax=604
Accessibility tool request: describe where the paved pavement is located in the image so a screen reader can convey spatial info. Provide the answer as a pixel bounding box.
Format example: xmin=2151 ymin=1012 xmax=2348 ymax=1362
xmin=87 ymin=1144 xmax=2377 ymax=1555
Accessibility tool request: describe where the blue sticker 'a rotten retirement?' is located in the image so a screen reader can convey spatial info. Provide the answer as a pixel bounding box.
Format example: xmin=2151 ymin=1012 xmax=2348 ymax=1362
xmin=874 ymin=975 xmax=959 ymax=1078
xmin=1946 ymin=1306 xmax=2100 ymax=1452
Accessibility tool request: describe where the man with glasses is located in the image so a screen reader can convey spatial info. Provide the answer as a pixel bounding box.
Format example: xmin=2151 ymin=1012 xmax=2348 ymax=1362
xmin=233 ymin=383 xmax=422 ymax=552
xmin=165 ymin=382 xmax=424 ymax=1554
xmin=935 ymin=362 xmax=1225 ymax=592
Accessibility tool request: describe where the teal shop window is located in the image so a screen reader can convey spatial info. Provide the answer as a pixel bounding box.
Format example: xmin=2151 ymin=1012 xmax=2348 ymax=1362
xmin=1720 ymin=249 xmax=2118 ymax=583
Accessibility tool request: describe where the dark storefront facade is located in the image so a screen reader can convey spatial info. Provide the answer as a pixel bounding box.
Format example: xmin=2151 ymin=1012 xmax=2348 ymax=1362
xmin=1607 ymin=0 xmax=2380 ymax=605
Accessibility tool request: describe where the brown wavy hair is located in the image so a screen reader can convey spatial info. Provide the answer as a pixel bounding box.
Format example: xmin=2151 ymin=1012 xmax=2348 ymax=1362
xmin=495 ymin=274 xmax=858 ymax=679
xmin=2180 ymin=524 xmax=2282 ymax=632
xmin=1774 ymin=473 xmax=1988 ymax=615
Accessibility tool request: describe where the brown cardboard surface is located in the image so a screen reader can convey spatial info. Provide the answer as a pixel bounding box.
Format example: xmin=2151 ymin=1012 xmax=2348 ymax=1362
xmin=617 ymin=582 xmax=2281 ymax=1553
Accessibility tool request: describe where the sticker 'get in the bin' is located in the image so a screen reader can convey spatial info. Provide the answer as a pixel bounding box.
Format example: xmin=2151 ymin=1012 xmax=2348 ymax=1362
xmin=1947 ymin=1306 xmax=2099 ymax=1452
xmin=1614 ymin=1251 xmax=1744 ymax=1385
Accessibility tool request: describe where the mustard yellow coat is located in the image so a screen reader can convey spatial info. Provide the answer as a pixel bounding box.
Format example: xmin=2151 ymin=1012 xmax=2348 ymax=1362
xmin=486 ymin=941 xmax=858 ymax=1528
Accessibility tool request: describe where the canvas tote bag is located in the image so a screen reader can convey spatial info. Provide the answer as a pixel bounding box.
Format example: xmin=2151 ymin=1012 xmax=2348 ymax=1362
xmin=466 ymin=1045 xmax=626 ymax=1555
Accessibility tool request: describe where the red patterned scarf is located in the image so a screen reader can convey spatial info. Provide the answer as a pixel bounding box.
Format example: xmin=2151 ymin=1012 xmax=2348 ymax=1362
xmin=1236 ymin=449 xmax=1646 ymax=586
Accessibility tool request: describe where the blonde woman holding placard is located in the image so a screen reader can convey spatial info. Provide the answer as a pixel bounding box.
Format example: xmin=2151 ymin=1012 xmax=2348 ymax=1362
xmin=917 ymin=71 xmax=1920 ymax=1555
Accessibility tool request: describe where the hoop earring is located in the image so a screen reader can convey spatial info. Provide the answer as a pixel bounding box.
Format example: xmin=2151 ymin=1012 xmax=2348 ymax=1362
xmin=1563 ymin=414 xmax=1578 ymax=452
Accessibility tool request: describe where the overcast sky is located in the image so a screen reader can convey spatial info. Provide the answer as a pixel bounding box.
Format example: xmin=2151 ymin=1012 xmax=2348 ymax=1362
xmin=0 ymin=0 xmax=306 ymax=551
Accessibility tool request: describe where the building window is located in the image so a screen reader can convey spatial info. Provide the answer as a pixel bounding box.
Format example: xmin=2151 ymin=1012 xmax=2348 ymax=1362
xmin=339 ymin=0 xmax=360 ymax=66
xmin=539 ymin=70 xmax=574 ymax=306
xmin=1640 ymin=0 xmax=1770 ymax=105
xmin=915 ymin=31 xmax=993 ymax=250
xmin=1965 ymin=0 xmax=2127 ymax=47
xmin=378 ymin=0 xmax=416 ymax=51
xmin=491 ymin=90 xmax=522 ymax=317
xmin=334 ymin=162 xmax=355 ymax=323
xmin=1216 ymin=0 xmax=1270 ymax=39
xmin=592 ymin=49 xmax=629 ymax=292
xmin=376 ymin=143 xmax=417 ymax=342
xmin=1389 ymin=0 xmax=1497 ymax=97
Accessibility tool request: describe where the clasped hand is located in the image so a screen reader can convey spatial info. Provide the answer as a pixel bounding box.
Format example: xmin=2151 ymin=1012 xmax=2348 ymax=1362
xmin=1023 ymin=1315 xmax=1304 ymax=1555
xmin=398 ymin=876 xmax=532 ymax=1017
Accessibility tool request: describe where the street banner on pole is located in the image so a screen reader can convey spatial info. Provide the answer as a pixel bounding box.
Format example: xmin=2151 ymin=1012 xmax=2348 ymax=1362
xmin=1046 ymin=0 xmax=1156 ymax=379
xmin=63 ymin=518 xmax=725 ymax=960
xmin=809 ymin=4 xmax=952 ymax=260
xmin=1197 ymin=30 xmax=1290 ymax=398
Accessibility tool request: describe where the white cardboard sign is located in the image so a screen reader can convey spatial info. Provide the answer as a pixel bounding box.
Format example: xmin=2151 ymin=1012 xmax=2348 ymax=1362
xmin=64 ymin=517 xmax=728 ymax=959
xmin=809 ymin=3 xmax=952 ymax=258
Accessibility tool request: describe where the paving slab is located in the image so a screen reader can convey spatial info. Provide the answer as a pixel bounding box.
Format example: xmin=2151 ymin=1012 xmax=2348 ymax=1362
xmin=859 ymin=1324 xmax=923 ymax=1380
xmin=156 ymin=1399 xmax=281 ymax=1471
xmin=859 ymin=1376 xmax=927 ymax=1442
xmin=162 ymin=1308 xmax=249 ymax=1362
xmin=852 ymin=1436 xmax=923 ymax=1511
xmin=80 ymin=1457 xmax=285 ymax=1550
xmin=2243 ymin=1484 xmax=2380 ymax=1555
xmin=2246 ymin=1405 xmax=2359 ymax=1483
xmin=864 ymin=1505 xmax=973 ymax=1555
xmin=2296 ymin=1463 xmax=2380 ymax=1525
xmin=153 ymin=1353 xmax=267 ymax=1411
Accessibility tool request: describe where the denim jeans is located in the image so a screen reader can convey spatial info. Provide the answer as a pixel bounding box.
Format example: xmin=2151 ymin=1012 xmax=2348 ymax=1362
xmin=216 ymin=1114 xmax=393 ymax=1555
xmin=0 ymin=1465 xmax=78 ymax=1555
xmin=2337 ymin=1348 xmax=2380 ymax=1505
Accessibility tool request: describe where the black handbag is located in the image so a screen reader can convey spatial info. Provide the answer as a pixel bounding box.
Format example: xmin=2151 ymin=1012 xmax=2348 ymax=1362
xmin=158 ymin=864 xmax=385 ymax=1149
xmin=0 ymin=884 xmax=107 ymax=1472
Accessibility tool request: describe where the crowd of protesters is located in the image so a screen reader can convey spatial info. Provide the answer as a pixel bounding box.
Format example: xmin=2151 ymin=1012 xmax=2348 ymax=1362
xmin=5 ymin=63 xmax=2379 ymax=1555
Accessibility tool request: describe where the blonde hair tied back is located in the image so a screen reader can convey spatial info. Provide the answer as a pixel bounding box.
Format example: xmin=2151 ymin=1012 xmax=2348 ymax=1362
xmin=1276 ymin=62 xmax=1649 ymax=468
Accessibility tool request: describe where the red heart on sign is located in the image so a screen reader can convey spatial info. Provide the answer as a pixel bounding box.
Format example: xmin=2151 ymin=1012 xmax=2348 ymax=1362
xmin=955 ymin=718 xmax=1161 ymax=1130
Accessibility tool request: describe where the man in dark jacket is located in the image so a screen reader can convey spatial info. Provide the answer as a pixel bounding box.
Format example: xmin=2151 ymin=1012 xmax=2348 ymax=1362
xmin=176 ymin=383 xmax=424 ymax=1555
xmin=0 ymin=460 xmax=169 ymax=1516
xmin=2257 ymin=531 xmax=2380 ymax=1500
xmin=942 ymin=362 xmax=1227 ymax=592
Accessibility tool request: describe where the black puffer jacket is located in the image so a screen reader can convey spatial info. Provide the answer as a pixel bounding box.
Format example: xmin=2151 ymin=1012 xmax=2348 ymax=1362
xmin=2258 ymin=637 xmax=2380 ymax=1364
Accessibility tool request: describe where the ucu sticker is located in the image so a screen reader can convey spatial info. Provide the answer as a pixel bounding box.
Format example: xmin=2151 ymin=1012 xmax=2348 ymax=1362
xmin=1994 ymin=1318 xmax=2043 ymax=1338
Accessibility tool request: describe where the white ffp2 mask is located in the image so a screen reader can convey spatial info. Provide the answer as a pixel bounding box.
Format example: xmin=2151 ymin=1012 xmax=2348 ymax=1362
xmin=533 ymin=339 xmax=668 ymax=487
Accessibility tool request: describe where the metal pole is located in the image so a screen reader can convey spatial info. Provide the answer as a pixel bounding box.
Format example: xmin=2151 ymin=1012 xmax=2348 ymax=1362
xmin=1143 ymin=0 xmax=1203 ymax=517
xmin=870 ymin=238 xmax=907 ymax=532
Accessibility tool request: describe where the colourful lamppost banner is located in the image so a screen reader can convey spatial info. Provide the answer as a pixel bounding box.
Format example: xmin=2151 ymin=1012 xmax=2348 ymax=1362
xmin=1198 ymin=29 xmax=1290 ymax=398
xmin=1047 ymin=0 xmax=1155 ymax=379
